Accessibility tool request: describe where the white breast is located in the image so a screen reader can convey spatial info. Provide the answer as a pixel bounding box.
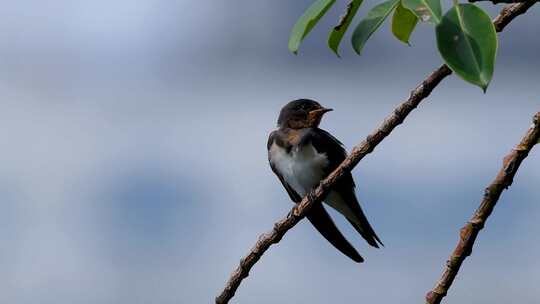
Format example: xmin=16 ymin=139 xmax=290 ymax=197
xmin=269 ymin=142 xmax=329 ymax=197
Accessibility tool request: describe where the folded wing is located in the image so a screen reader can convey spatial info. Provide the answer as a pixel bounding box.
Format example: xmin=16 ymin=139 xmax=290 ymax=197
xmin=268 ymin=131 xmax=364 ymax=262
xmin=309 ymin=128 xmax=383 ymax=248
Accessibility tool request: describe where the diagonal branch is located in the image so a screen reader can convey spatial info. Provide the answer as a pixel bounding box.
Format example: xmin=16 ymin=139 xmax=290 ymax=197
xmin=425 ymin=111 xmax=540 ymax=304
xmin=491 ymin=1 xmax=537 ymax=31
xmin=215 ymin=3 xmax=535 ymax=304
xmin=215 ymin=65 xmax=451 ymax=304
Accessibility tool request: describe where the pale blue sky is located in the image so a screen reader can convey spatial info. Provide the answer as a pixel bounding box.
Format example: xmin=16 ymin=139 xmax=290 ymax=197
xmin=0 ymin=1 xmax=539 ymax=303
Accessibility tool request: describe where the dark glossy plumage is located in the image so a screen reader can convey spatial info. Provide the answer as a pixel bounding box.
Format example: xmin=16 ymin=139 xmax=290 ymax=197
xmin=268 ymin=99 xmax=382 ymax=262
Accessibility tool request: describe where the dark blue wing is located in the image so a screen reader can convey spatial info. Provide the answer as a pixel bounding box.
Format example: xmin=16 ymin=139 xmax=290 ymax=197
xmin=308 ymin=128 xmax=384 ymax=248
xmin=267 ymin=130 xmax=364 ymax=262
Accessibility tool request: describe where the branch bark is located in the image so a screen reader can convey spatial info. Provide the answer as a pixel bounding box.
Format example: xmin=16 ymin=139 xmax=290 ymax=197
xmin=469 ymin=0 xmax=538 ymax=4
xmin=425 ymin=111 xmax=540 ymax=304
xmin=215 ymin=65 xmax=451 ymax=304
xmin=215 ymin=2 xmax=536 ymax=304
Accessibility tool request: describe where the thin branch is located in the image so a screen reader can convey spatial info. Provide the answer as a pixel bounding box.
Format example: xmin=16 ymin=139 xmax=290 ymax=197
xmin=215 ymin=2 xmax=535 ymax=304
xmin=215 ymin=65 xmax=451 ymax=304
xmin=469 ymin=0 xmax=538 ymax=4
xmin=334 ymin=1 xmax=357 ymax=31
xmin=425 ymin=111 xmax=540 ymax=304
xmin=492 ymin=1 xmax=537 ymax=32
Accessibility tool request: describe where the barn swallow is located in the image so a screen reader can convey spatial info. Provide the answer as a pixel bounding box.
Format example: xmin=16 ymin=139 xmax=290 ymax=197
xmin=267 ymin=99 xmax=382 ymax=262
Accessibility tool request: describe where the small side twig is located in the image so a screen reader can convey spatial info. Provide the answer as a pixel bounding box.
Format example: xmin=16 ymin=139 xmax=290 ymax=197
xmin=334 ymin=1 xmax=357 ymax=31
xmin=215 ymin=2 xmax=535 ymax=304
xmin=469 ymin=0 xmax=538 ymax=4
xmin=425 ymin=111 xmax=540 ymax=304
xmin=492 ymin=1 xmax=537 ymax=32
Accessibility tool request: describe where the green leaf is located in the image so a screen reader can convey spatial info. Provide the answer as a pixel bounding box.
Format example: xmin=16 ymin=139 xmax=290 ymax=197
xmin=436 ymin=4 xmax=497 ymax=91
xmin=402 ymin=0 xmax=442 ymax=24
xmin=351 ymin=0 xmax=399 ymax=55
xmin=391 ymin=2 xmax=419 ymax=45
xmin=328 ymin=0 xmax=364 ymax=57
xmin=288 ymin=0 xmax=336 ymax=54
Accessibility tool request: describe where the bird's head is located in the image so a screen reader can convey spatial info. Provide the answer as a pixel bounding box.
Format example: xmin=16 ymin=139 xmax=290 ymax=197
xmin=277 ymin=99 xmax=333 ymax=129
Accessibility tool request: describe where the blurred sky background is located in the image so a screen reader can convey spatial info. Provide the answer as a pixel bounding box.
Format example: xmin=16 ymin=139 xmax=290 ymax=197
xmin=0 ymin=1 xmax=539 ymax=304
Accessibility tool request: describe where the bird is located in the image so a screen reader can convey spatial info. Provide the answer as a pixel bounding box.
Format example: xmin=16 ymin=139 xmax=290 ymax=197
xmin=267 ymin=98 xmax=382 ymax=263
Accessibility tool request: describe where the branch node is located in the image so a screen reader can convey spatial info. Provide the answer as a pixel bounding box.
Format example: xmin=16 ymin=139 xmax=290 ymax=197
xmin=426 ymin=105 xmax=540 ymax=304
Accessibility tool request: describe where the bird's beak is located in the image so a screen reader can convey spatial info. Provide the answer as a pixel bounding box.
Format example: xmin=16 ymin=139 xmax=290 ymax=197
xmin=310 ymin=107 xmax=333 ymax=115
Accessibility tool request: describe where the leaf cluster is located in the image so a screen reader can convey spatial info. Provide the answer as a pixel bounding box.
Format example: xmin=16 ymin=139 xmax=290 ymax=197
xmin=288 ymin=0 xmax=498 ymax=91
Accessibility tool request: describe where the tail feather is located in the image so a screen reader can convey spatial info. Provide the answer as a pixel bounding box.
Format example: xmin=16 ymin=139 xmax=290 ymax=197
xmin=325 ymin=189 xmax=383 ymax=248
xmin=306 ymin=202 xmax=364 ymax=263
xmin=347 ymin=215 xmax=383 ymax=248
